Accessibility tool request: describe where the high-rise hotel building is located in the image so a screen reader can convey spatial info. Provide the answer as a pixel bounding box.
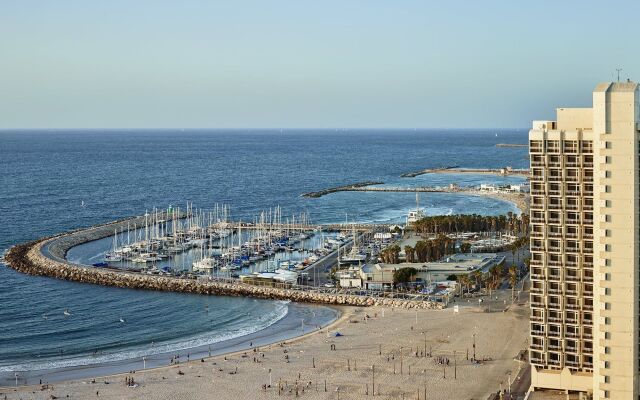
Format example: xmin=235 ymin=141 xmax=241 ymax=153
xmin=529 ymin=82 xmax=640 ymax=399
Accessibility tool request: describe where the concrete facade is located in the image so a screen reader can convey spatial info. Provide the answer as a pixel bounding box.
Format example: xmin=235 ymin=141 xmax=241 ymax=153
xmin=529 ymin=82 xmax=640 ymax=399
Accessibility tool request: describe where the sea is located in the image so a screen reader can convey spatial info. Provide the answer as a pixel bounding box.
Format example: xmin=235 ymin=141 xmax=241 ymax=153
xmin=0 ymin=129 xmax=528 ymax=380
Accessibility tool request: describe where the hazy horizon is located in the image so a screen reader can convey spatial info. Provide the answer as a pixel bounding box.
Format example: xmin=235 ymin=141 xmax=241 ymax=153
xmin=2 ymin=1 xmax=638 ymax=129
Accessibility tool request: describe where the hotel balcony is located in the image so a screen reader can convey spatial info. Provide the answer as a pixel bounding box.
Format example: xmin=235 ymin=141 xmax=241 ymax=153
xmin=530 ymin=342 xmax=544 ymax=350
xmin=547 ymin=359 xmax=562 ymax=367
xmin=530 ymin=357 xmax=546 ymax=365
xmin=531 ymin=315 xmax=544 ymax=323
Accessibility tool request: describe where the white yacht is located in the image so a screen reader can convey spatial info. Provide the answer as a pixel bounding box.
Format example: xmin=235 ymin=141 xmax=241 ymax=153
xmin=406 ymin=192 xmax=426 ymax=224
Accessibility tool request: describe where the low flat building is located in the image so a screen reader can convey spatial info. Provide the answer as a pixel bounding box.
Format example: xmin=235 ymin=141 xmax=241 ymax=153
xmin=353 ymin=253 xmax=504 ymax=289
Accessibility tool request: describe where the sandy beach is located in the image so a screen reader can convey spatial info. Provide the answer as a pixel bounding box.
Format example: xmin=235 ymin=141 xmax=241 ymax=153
xmin=1 ymin=289 xmax=528 ymax=400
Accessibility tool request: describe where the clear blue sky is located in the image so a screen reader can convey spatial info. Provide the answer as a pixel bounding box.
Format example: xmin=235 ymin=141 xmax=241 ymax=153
xmin=1 ymin=1 xmax=638 ymax=129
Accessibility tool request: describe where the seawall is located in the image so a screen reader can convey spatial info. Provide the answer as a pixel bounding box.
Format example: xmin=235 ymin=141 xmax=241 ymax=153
xmin=3 ymin=222 xmax=443 ymax=310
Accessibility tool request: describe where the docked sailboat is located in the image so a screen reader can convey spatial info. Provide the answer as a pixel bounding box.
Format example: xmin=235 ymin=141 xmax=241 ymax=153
xmin=104 ymin=229 xmax=122 ymax=262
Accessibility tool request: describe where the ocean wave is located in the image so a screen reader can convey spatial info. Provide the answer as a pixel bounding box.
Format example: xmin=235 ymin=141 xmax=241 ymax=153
xmin=0 ymin=300 xmax=289 ymax=373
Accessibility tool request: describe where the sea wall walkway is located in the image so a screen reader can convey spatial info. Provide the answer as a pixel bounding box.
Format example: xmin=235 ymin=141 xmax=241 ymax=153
xmin=3 ymin=219 xmax=443 ymax=310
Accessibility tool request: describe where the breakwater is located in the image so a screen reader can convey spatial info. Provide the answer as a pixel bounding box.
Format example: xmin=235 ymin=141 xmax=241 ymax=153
xmin=401 ymin=167 xmax=529 ymax=178
xmin=400 ymin=166 xmax=459 ymax=178
xmin=3 ymin=224 xmax=442 ymax=310
xmin=301 ymin=181 xmax=384 ymax=198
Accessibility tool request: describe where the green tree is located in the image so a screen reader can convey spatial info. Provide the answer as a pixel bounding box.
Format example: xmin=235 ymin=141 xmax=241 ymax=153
xmin=393 ymin=267 xmax=418 ymax=285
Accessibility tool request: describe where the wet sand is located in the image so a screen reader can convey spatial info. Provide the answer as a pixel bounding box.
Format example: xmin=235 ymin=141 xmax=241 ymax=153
xmin=0 ymin=303 xmax=339 ymax=387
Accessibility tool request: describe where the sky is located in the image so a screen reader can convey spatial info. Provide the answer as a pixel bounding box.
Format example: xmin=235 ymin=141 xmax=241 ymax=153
xmin=1 ymin=1 xmax=639 ymax=129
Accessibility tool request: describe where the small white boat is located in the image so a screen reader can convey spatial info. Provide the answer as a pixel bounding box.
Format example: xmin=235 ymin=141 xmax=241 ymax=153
xmin=193 ymin=257 xmax=218 ymax=273
xmin=63 ymin=309 xmax=71 ymax=317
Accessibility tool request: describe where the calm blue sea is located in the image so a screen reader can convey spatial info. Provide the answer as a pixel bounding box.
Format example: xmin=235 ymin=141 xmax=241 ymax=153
xmin=0 ymin=129 xmax=528 ymax=375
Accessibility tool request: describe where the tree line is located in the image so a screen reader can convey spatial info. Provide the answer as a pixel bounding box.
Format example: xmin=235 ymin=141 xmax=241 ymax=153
xmin=413 ymin=212 xmax=529 ymax=236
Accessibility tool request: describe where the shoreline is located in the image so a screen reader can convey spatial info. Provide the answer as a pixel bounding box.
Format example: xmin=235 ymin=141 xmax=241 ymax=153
xmin=0 ymin=302 xmax=342 ymax=387
xmin=1 ymin=300 xmax=529 ymax=400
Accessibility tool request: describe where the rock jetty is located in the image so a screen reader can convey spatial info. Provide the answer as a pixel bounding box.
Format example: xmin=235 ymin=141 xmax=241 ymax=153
xmin=301 ymin=181 xmax=385 ymax=198
xmin=3 ymin=224 xmax=443 ymax=310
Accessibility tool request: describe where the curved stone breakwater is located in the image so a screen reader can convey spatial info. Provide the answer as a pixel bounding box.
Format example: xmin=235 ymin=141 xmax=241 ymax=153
xmin=3 ymin=222 xmax=443 ymax=310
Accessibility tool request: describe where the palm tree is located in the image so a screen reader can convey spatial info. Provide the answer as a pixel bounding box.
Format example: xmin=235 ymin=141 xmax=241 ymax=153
xmin=508 ymin=265 xmax=518 ymax=302
xmin=472 ymin=270 xmax=482 ymax=291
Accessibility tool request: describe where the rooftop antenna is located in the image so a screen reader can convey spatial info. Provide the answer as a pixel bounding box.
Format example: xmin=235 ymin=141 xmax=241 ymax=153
xmin=616 ymin=68 xmax=622 ymax=82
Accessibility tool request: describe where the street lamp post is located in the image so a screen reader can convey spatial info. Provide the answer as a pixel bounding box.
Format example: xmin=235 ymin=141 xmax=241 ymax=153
xmin=472 ymin=333 xmax=476 ymax=360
